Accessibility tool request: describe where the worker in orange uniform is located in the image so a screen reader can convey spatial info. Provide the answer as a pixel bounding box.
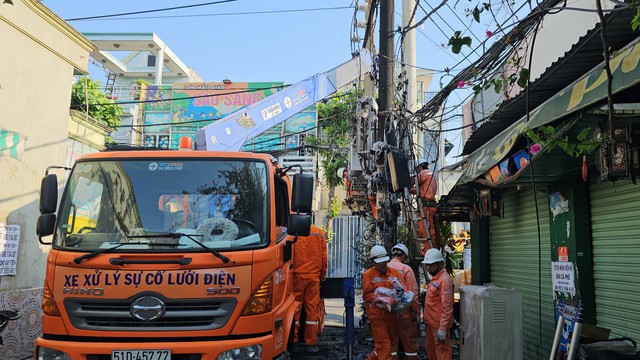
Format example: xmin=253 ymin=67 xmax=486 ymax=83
xmin=363 ymin=245 xmax=403 ymax=360
xmin=292 ymin=224 xmax=327 ymax=353
xmin=409 ymin=159 xmax=439 ymax=251
xmin=422 ymin=248 xmax=454 ymax=360
xmin=387 ymin=243 xmax=420 ymax=360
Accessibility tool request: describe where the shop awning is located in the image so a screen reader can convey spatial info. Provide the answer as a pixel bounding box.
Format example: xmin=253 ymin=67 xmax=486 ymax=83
xmin=457 ymin=36 xmax=640 ymax=185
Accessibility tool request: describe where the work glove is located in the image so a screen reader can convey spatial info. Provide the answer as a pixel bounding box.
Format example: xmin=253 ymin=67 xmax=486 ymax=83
xmin=437 ymin=330 xmax=447 ymax=343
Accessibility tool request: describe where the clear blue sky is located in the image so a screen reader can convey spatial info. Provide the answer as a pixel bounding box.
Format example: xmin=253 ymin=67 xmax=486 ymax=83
xmin=42 ymin=0 xmax=497 ymax=86
xmin=43 ymin=0 xmax=506 ymax=159
xmin=44 ymin=1 xmax=367 ymax=84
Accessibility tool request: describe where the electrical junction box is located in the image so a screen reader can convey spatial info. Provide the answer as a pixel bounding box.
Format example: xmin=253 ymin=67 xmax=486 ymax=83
xmin=460 ymin=285 xmax=523 ymax=360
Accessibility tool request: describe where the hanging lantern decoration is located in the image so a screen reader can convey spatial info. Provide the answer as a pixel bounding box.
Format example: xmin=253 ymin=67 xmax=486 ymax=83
xmin=631 ymin=125 xmax=640 ymax=181
xmin=474 ymin=189 xmax=502 ymax=218
xmin=595 ymin=122 xmax=637 ymax=182
xmin=475 ymin=189 xmax=492 ymax=218
xmin=610 ymin=124 xmax=630 ymax=179
xmin=594 ymin=128 xmax=609 ymax=182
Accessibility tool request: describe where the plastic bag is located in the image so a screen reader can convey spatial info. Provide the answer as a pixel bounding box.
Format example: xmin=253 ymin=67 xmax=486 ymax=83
xmin=372 ymin=280 xmax=415 ymax=313
xmin=373 ymin=287 xmax=396 ymax=311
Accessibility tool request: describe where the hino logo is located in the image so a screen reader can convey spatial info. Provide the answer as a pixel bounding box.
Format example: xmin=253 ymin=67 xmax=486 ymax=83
xmin=131 ymin=296 xmax=166 ymax=321
xmin=62 ymin=287 xmax=104 ymax=296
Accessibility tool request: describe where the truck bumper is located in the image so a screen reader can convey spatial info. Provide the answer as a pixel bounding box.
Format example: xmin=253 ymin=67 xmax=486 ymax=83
xmin=34 ymin=334 xmax=282 ymax=360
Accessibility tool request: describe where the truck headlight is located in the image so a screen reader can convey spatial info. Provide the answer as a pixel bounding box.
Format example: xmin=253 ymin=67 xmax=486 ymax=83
xmin=36 ymin=346 xmax=71 ymax=360
xmin=216 ymin=345 xmax=262 ymax=360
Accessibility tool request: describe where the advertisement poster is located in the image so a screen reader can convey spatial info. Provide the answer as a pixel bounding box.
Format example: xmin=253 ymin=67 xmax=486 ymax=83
xmin=144 ymin=112 xmax=171 ymax=133
xmin=0 ymin=224 xmax=20 ymax=275
xmin=552 ymin=261 xmax=575 ymax=295
xmin=170 ymin=82 xmax=283 ymax=126
xmin=284 ymin=110 xmax=317 ymax=133
xmin=143 ymin=85 xmax=172 ymax=112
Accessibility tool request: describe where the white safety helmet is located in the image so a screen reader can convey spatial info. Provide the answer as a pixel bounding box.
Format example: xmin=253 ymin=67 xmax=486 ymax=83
xmin=370 ymin=245 xmax=390 ymax=263
xmin=391 ymin=243 xmax=409 ymax=256
xmin=422 ymin=248 xmax=444 ymax=264
xmin=336 ymin=167 xmax=347 ymax=178
xmin=416 ymin=159 xmax=429 ymax=169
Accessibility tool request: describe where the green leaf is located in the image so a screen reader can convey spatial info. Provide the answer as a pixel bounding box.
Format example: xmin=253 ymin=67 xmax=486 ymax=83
xmin=491 ymin=80 xmax=502 ymax=94
xmin=558 ymin=141 xmax=568 ymax=152
xmin=526 ymin=129 xmax=543 ymax=143
xmin=472 ymin=6 xmax=481 ymax=23
xmin=3 ymin=0 xmax=14 ymax=4
xmin=448 ymin=31 xmax=472 ymax=54
xmin=517 ymin=68 xmax=530 ymax=88
xmin=544 ymin=126 xmax=556 ymax=136
xmin=576 ymin=127 xmax=591 ymax=142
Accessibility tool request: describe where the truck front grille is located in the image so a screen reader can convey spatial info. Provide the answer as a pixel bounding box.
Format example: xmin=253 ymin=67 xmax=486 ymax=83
xmin=65 ymin=295 xmax=236 ymax=331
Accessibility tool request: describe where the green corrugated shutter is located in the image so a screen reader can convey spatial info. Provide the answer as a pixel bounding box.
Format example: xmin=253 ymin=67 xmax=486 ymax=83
xmin=490 ymin=187 xmax=555 ymax=360
xmin=590 ymin=180 xmax=640 ymax=339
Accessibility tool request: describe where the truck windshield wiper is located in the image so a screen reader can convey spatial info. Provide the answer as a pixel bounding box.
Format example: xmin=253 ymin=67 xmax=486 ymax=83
xmin=72 ymin=242 xmax=147 ymax=264
xmin=127 ymin=232 xmax=233 ymax=264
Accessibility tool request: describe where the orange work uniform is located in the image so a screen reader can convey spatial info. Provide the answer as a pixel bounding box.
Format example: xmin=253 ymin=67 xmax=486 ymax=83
xmin=423 ymin=268 xmax=454 ymax=360
xmin=363 ymin=265 xmax=403 ymax=360
xmin=409 ymin=168 xmax=439 ymax=251
xmin=292 ymin=224 xmax=327 ymax=346
xmin=387 ymin=258 xmax=420 ymax=360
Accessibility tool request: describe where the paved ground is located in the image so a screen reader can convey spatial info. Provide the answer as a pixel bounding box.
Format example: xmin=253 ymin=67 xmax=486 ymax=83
xmin=291 ymin=298 xmax=460 ymax=359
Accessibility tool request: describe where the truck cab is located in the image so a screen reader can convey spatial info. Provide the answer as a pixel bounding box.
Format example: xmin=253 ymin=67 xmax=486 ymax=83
xmin=34 ymin=149 xmax=312 ymax=360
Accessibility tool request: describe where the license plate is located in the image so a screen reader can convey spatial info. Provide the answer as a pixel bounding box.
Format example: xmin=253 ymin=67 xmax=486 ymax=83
xmin=111 ymin=350 xmax=171 ymax=360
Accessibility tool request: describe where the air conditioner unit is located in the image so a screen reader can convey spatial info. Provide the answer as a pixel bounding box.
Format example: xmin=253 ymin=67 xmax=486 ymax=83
xmin=459 ymin=285 xmax=523 ymax=360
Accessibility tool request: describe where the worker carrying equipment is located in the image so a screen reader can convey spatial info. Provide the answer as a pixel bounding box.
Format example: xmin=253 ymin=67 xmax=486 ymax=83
xmin=363 ymin=245 xmax=405 ymax=360
xmin=422 ymin=248 xmax=454 ymax=360
xmin=388 ymin=243 xmax=420 ymax=360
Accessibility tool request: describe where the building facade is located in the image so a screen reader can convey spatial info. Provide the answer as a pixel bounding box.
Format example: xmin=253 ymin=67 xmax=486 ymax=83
xmin=441 ymin=1 xmax=640 ymax=358
xmin=0 ymin=1 xmax=95 ymax=358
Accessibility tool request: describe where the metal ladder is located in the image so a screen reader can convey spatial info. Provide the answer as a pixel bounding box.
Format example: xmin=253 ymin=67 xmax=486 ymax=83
xmin=406 ymin=168 xmax=434 ymax=256
xmin=105 ymin=72 xmax=117 ymax=98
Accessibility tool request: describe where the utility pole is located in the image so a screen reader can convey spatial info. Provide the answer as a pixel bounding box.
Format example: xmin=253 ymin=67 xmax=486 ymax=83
xmin=363 ymin=0 xmax=376 ymax=98
xmin=378 ymin=0 xmax=394 ymax=142
xmin=402 ymin=0 xmax=417 ymax=116
xmin=374 ymin=0 xmax=395 ymax=248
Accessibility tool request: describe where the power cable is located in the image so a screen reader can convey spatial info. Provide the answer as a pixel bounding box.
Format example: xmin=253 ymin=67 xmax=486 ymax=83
xmin=70 ymin=6 xmax=353 ymax=21
xmin=72 ymin=84 xmax=288 ymax=108
xmin=417 ymin=2 xmax=482 ymax=60
xmin=65 ymin=0 xmax=238 ymax=21
xmin=416 ymin=0 xmax=559 ymax=121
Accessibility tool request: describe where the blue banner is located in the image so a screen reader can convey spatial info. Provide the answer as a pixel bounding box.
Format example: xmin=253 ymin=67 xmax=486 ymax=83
xmin=200 ymin=73 xmax=335 ymax=151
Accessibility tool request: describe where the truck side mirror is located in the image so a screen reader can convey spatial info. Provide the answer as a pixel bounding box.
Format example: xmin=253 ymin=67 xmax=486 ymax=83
xmin=36 ymin=214 xmax=56 ymax=239
xmin=291 ymin=173 xmax=313 ymax=213
xmin=39 ymin=174 xmax=58 ymax=214
xmin=287 ymin=214 xmax=311 ymax=237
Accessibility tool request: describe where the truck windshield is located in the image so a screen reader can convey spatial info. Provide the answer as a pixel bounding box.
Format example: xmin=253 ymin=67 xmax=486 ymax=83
xmin=55 ymin=159 xmax=268 ymax=251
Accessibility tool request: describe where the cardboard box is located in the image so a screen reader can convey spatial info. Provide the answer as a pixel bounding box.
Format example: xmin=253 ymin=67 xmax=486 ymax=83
xmin=488 ymin=165 xmax=503 ymax=182
xmin=512 ymin=149 xmax=530 ymax=170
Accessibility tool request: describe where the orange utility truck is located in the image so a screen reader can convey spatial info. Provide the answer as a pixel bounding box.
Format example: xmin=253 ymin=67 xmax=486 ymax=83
xmin=34 ymin=146 xmax=313 ymax=360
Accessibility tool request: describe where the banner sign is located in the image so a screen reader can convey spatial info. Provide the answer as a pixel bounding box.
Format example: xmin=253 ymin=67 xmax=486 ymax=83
xmin=0 ymin=224 xmax=20 ymax=275
xmin=458 ymin=37 xmax=640 ymax=184
xmin=552 ymin=261 xmax=576 ymax=296
xmin=200 ymin=73 xmax=334 ymax=151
